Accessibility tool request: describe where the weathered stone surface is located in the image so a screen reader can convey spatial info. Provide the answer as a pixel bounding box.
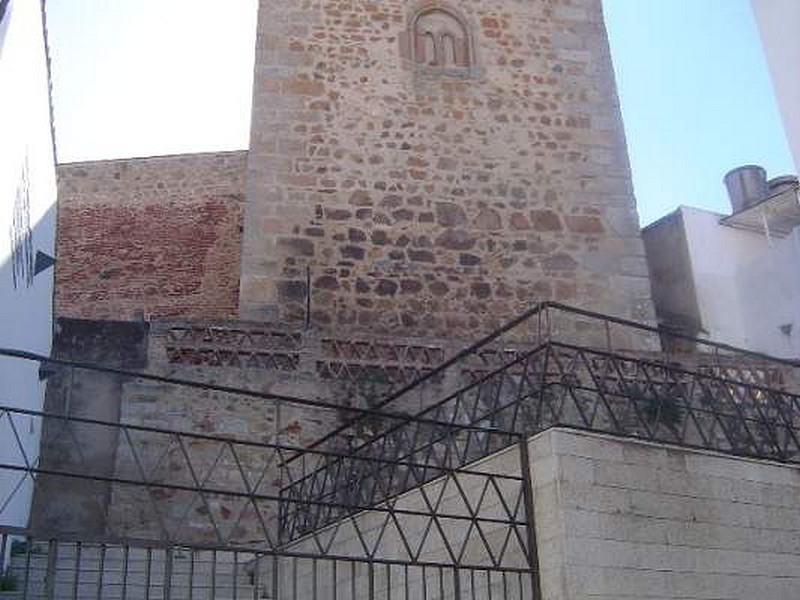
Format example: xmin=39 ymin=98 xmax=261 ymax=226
xmin=325 ymin=208 xmax=351 ymax=220
xmin=277 ymin=280 xmax=308 ymax=301
xmin=460 ymin=253 xmax=481 ymax=267
xmin=340 ymin=245 xmax=365 ymax=260
xmin=400 ymin=279 xmax=423 ymax=294
xmin=375 ymin=279 xmax=398 ymax=296
xmin=349 ymin=190 xmax=372 ymax=206
xmin=54 ymin=0 xmax=655 ymax=337
xmin=543 ymin=253 xmax=579 ymax=271
xmin=55 ymin=152 xmax=246 ymax=320
xmin=510 ymin=212 xmax=531 ymax=230
xmin=564 ymin=215 xmax=605 ymax=234
xmin=471 ymin=282 xmax=492 ymax=299
xmin=238 ymin=0 xmax=656 ymax=335
xmin=531 ymin=210 xmax=563 ymax=232
xmin=279 ymin=237 xmax=315 ymax=257
xmin=408 ymin=249 xmax=436 ymax=263
xmin=435 ymin=229 xmax=475 ymax=251
xmin=315 ymin=275 xmax=339 ymax=290
xmin=436 ymin=202 xmax=468 ymax=227
xmin=474 ymin=208 xmax=502 ymax=230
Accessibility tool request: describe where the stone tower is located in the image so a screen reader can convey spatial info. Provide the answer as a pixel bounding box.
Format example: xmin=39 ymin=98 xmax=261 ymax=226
xmin=239 ymin=0 xmax=653 ymax=335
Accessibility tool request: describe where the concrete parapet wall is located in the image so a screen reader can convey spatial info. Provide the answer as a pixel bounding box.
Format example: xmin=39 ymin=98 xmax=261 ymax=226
xmin=530 ymin=428 xmax=800 ymax=600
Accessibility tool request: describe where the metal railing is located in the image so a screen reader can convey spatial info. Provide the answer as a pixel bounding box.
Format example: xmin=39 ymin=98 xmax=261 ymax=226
xmin=0 ymin=404 xmax=529 ymax=569
xmin=1 ymin=302 xmax=799 ymax=598
xmin=280 ymin=303 xmax=800 ymax=538
xmin=293 ymin=302 xmax=798 ymax=464
xmin=1 ymin=526 xmax=533 ymax=600
xmin=0 ymin=344 xmax=539 ymax=599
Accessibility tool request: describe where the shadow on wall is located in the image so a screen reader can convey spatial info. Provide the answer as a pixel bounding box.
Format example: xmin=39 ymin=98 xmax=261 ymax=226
xmin=26 ymin=317 xmax=148 ymax=536
xmin=1 ymin=194 xmax=152 ymax=538
xmin=0 ymin=0 xmax=11 ymax=58
xmin=0 ymin=202 xmax=57 ymax=529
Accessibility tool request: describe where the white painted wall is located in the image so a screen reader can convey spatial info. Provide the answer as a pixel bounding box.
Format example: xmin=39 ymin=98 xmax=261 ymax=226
xmin=738 ymin=227 xmax=800 ymax=357
xmin=752 ymin=0 xmax=800 ymax=172
xmin=680 ymin=206 xmax=800 ymax=358
xmin=0 ymin=0 xmax=57 ymax=530
xmin=680 ymin=207 xmax=758 ymax=349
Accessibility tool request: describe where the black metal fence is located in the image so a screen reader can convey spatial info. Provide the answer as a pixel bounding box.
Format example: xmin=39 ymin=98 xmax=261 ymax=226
xmin=1 ymin=526 xmax=533 ymax=600
xmin=0 ymin=404 xmax=530 ymax=566
xmin=1 ymin=302 xmax=798 ymax=599
xmin=280 ymin=302 xmax=800 ymax=538
xmin=0 ymin=347 xmax=538 ymax=599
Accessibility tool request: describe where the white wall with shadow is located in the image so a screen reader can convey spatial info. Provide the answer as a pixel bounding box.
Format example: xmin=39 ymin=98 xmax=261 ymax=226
xmin=0 ymin=0 xmax=57 ymax=532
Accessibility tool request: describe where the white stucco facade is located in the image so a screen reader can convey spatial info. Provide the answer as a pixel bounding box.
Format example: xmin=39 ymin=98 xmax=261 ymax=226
xmin=644 ymin=205 xmax=800 ymax=359
xmin=752 ymin=0 xmax=800 ymax=172
xmin=684 ymin=207 xmax=800 ymax=357
xmin=0 ymin=0 xmax=57 ymax=529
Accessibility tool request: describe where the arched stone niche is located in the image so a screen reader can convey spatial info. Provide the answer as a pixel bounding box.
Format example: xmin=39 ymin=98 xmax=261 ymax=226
xmin=399 ymin=3 xmax=476 ymax=74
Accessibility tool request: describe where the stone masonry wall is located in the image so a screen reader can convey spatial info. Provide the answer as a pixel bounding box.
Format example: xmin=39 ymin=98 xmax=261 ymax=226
xmin=55 ymin=151 xmax=247 ymax=320
xmin=33 ymin=313 xmax=800 ymax=545
xmin=100 ymin=317 xmax=800 ymax=543
xmin=104 ymin=318 xmax=456 ymax=542
xmin=240 ymin=0 xmax=654 ymax=335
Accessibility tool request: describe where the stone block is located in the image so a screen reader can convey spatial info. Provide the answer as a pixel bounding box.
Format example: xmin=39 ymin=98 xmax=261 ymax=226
xmin=531 ymin=429 xmax=800 ymax=600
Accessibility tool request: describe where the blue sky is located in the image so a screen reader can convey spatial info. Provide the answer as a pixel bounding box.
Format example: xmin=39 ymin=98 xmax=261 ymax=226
xmin=45 ymin=0 xmax=794 ymax=225
xmin=604 ymin=0 xmax=794 ymax=224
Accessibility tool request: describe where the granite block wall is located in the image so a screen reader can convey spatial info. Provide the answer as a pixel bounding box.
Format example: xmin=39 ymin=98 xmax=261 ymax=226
xmin=530 ymin=428 xmax=800 ymax=600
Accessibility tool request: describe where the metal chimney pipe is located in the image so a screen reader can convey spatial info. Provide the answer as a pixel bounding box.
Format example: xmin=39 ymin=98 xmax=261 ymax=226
xmin=724 ymin=165 xmax=768 ymax=213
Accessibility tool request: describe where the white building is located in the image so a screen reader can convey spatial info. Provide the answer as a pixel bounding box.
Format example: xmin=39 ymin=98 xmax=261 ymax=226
xmin=752 ymin=0 xmax=800 ymax=172
xmin=0 ymin=0 xmax=58 ymax=531
xmin=644 ymin=3 xmax=800 ymax=359
xmin=643 ymin=168 xmax=800 ymax=359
